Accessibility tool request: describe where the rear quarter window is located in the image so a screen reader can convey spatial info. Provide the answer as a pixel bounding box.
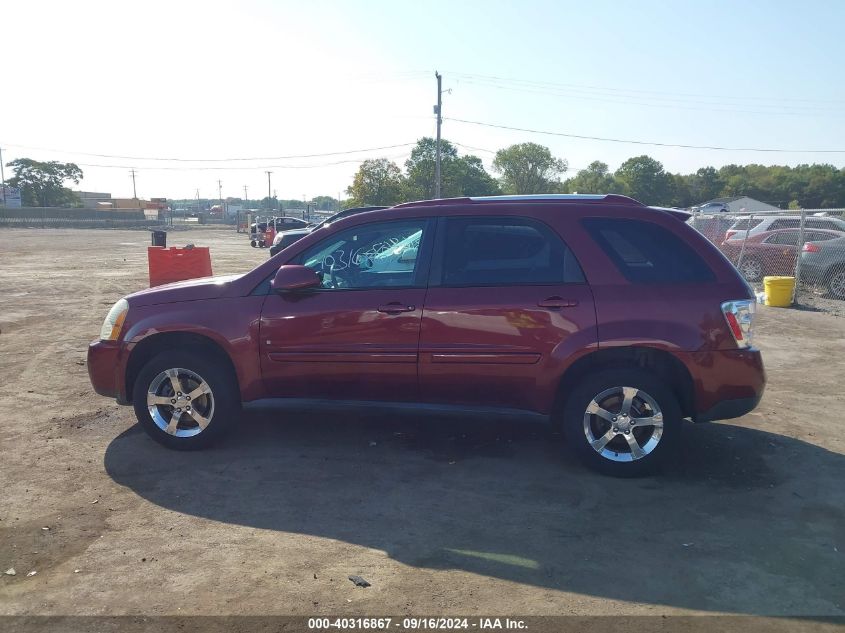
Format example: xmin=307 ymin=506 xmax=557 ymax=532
xmin=583 ymin=218 xmax=715 ymax=283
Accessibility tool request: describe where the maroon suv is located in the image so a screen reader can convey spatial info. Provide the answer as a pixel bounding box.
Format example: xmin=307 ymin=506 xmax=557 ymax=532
xmin=88 ymin=195 xmax=765 ymax=476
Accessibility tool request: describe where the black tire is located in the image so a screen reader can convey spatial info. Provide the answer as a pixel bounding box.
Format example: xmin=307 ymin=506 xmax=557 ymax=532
xmin=561 ymin=368 xmax=682 ymax=477
xmin=132 ymin=349 xmax=240 ymax=450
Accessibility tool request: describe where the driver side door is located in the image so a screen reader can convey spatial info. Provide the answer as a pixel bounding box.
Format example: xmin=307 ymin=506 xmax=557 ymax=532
xmin=259 ymin=218 xmax=433 ymax=402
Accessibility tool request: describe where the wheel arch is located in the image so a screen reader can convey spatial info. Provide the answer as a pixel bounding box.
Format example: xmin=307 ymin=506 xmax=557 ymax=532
xmin=553 ymin=346 xmax=696 ymax=422
xmin=125 ymin=332 xmax=240 ymax=405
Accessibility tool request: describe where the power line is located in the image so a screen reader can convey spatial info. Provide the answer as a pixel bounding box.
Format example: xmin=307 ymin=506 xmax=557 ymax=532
xmin=446 ymin=117 xmax=845 ymax=154
xmin=0 ymin=142 xmax=418 ymax=163
xmin=71 ymin=152 xmax=413 ymax=172
xmin=448 ymin=77 xmax=845 ymax=117
xmin=445 ymin=70 xmax=845 ymax=107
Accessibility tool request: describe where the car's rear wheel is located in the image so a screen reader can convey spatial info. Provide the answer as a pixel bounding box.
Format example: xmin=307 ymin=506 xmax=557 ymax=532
xmin=132 ymin=350 xmax=239 ymax=450
xmin=738 ymin=257 xmax=763 ymax=282
xmin=562 ymin=368 xmax=681 ymax=477
xmin=827 ymin=268 xmax=845 ymax=299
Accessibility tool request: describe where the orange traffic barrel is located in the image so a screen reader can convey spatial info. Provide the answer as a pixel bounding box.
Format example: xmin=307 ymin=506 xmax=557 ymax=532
xmin=148 ymin=246 xmax=212 ymax=287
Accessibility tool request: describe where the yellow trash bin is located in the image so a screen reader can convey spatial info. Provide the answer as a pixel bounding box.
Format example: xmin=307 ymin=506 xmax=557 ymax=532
xmin=763 ymin=276 xmax=795 ymax=307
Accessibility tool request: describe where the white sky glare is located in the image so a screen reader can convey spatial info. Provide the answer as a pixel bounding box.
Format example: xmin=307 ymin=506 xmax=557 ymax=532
xmin=3 ymin=0 xmax=844 ymax=201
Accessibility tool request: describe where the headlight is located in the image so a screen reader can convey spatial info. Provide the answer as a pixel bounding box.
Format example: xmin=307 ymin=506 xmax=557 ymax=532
xmin=273 ymin=232 xmax=283 ymax=245
xmin=100 ymin=298 xmax=129 ymax=341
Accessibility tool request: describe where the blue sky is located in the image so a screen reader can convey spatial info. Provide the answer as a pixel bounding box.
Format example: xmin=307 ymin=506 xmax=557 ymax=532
xmin=3 ymin=0 xmax=844 ymax=201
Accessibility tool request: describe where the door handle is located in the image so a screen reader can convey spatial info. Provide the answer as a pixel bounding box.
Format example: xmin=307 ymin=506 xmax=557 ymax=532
xmin=378 ymin=302 xmax=416 ymax=314
xmin=538 ymin=296 xmax=578 ymax=309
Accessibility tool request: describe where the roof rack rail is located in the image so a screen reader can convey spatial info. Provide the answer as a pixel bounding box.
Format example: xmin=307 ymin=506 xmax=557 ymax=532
xmin=393 ymin=194 xmax=644 ymax=208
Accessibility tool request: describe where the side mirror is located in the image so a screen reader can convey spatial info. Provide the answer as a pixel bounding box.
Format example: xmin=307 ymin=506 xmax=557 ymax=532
xmin=271 ymin=265 xmax=321 ymax=293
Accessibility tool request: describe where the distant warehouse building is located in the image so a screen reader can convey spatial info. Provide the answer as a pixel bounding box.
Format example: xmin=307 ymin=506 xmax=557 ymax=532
xmin=695 ymin=196 xmax=781 ymax=214
xmin=73 ymin=191 xmax=112 ymax=207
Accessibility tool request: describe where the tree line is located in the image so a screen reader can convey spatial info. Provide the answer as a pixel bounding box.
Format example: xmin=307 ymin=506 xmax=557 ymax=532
xmin=6 ymin=144 xmax=845 ymax=211
xmin=347 ymin=138 xmax=845 ymax=209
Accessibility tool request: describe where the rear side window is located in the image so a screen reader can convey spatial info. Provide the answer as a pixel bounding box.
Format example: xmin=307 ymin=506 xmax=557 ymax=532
xmin=583 ymin=218 xmax=715 ymax=283
xmin=731 ymin=218 xmax=763 ymax=231
xmin=439 ymin=217 xmax=585 ymax=286
xmin=769 ymin=219 xmax=800 ymax=230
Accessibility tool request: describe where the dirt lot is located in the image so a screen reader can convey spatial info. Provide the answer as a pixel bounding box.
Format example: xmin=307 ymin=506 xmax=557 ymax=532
xmin=0 ymin=228 xmax=843 ymax=618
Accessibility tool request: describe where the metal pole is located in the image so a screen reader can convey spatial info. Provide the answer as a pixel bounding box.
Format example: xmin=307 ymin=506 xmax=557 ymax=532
xmin=434 ymin=71 xmax=442 ymax=199
xmin=0 ymin=147 xmax=6 ymax=206
xmin=130 ymin=169 xmax=137 ymax=198
xmin=736 ymin=214 xmax=754 ymax=272
xmin=792 ymin=209 xmax=807 ymax=305
xmin=266 ymin=171 xmax=272 ymax=213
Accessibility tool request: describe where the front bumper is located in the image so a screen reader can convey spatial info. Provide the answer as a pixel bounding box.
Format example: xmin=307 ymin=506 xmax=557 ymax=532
xmin=87 ymin=339 xmax=124 ymax=401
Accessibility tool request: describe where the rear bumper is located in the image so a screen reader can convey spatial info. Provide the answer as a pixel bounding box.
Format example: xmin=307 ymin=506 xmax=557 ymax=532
xmin=697 ymin=394 xmax=762 ymax=423
xmin=677 ymin=348 xmax=766 ymax=422
xmin=87 ymin=340 xmax=126 ymax=402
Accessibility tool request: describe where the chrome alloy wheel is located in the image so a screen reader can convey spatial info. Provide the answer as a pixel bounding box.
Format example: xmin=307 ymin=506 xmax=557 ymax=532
xmin=147 ymin=368 xmax=214 ymax=438
xmin=739 ymin=259 xmax=763 ymax=282
xmin=583 ymin=386 xmax=664 ymax=462
xmin=829 ymin=270 xmax=845 ymax=299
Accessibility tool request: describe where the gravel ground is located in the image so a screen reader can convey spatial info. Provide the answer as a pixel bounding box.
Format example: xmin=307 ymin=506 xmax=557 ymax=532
xmin=0 ymin=228 xmax=843 ymax=619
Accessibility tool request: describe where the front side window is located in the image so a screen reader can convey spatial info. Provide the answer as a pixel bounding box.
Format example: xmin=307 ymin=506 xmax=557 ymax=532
xmin=583 ymin=218 xmax=715 ymax=283
xmin=439 ymin=217 xmax=584 ymax=286
xmin=299 ymin=219 xmax=427 ymax=289
xmin=765 ymin=230 xmax=799 ymax=245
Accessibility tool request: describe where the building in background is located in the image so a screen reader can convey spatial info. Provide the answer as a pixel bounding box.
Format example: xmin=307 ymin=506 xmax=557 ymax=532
xmin=73 ymin=191 xmax=112 ymax=207
xmin=695 ymin=196 xmax=781 ymax=214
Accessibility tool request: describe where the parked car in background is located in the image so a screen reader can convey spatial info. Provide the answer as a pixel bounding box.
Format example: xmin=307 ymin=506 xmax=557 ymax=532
xmin=695 ymin=201 xmax=730 ymax=214
xmin=88 ymin=194 xmax=765 ymax=477
xmin=720 ymin=228 xmax=845 ymax=281
xmin=724 ymin=215 xmax=845 ymax=242
xmin=250 ymin=216 xmax=310 ymax=234
xmin=268 ymin=206 xmax=388 ymax=256
xmin=800 ymin=235 xmax=845 ymax=299
xmin=687 ymin=215 xmax=734 ymax=244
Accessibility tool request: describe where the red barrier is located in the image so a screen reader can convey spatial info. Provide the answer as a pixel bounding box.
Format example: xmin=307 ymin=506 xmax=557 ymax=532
xmin=148 ymin=246 xmax=213 ymax=287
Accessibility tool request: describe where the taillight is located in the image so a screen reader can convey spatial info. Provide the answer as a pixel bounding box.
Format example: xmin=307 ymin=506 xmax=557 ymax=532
xmin=802 ymin=242 xmax=821 ymax=253
xmin=721 ymin=300 xmax=755 ymax=349
xmin=725 ymin=230 xmax=736 ymax=241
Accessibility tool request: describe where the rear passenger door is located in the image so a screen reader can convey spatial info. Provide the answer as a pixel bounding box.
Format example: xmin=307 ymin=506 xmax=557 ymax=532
xmin=418 ymin=216 xmax=597 ymax=413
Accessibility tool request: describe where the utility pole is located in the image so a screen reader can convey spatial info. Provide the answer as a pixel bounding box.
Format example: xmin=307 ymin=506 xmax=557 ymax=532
xmin=243 ymin=185 xmax=248 ymax=206
xmin=0 ymin=147 xmax=6 ymax=206
xmin=434 ymin=70 xmax=443 ymax=199
xmin=196 ymin=188 xmax=200 ymax=215
xmin=266 ymin=171 xmax=272 ymax=214
xmin=130 ymin=169 xmax=138 ymax=199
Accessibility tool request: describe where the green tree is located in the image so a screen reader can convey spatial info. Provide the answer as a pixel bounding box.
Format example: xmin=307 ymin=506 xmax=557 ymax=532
xmin=687 ymin=166 xmax=724 ymax=203
xmin=562 ymin=161 xmax=619 ymax=194
xmin=492 ymin=143 xmax=567 ymax=194
xmin=614 ymin=155 xmax=672 ymax=205
xmin=404 ymin=137 xmax=499 ymax=199
xmin=6 ymin=158 xmax=83 ymax=207
xmin=346 ymin=158 xmax=406 ymax=207
xmin=312 ymin=195 xmax=340 ymax=212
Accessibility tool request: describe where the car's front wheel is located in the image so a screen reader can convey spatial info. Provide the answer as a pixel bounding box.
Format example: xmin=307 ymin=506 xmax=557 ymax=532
xmin=132 ymin=350 xmax=239 ymax=450
xmin=562 ymin=368 xmax=681 ymax=477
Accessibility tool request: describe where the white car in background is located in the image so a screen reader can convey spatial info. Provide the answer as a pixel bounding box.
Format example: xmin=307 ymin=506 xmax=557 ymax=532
xmin=724 ymin=215 xmax=845 ymax=241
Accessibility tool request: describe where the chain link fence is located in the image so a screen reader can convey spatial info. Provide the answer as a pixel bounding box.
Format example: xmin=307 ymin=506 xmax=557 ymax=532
xmin=688 ymin=209 xmax=845 ymax=309
xmin=0 ymin=207 xmax=168 ymax=229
